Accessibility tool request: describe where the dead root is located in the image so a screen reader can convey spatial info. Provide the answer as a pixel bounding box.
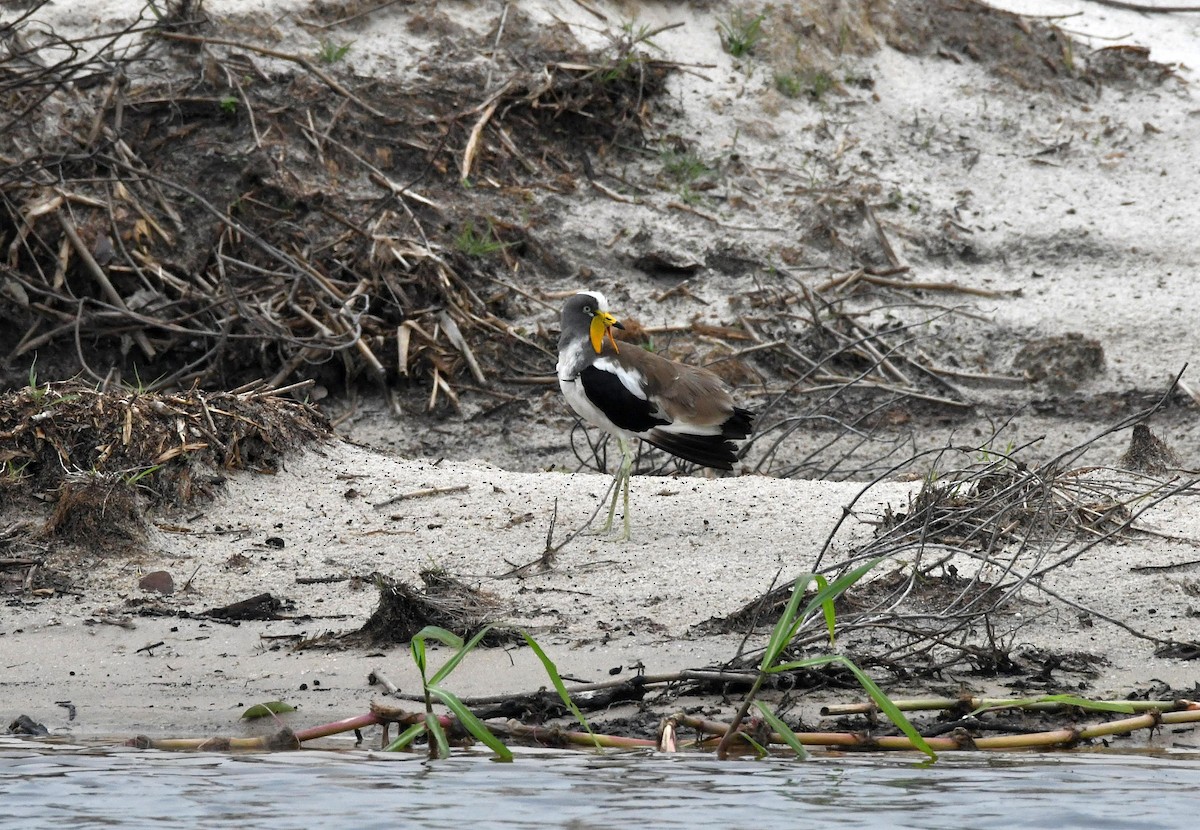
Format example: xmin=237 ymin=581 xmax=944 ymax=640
xmin=310 ymin=569 xmax=520 ymax=649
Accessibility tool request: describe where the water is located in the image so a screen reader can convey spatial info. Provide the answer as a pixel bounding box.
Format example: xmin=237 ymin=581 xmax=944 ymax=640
xmin=2 ymin=738 xmax=1198 ymax=830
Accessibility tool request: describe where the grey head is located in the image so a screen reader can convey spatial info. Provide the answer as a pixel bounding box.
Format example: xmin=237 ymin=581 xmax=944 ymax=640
xmin=557 ymin=291 xmax=610 ymax=352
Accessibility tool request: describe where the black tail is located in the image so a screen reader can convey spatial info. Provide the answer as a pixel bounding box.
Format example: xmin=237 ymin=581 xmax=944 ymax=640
xmin=723 ymin=407 xmax=755 ymax=440
xmin=646 ymin=407 xmax=755 ymax=470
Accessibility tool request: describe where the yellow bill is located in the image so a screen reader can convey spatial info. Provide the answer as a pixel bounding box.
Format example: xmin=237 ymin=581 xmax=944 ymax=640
xmin=589 ymin=311 xmax=622 ymax=354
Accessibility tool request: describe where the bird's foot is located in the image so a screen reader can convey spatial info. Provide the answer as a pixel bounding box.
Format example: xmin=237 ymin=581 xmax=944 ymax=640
xmin=581 ymin=523 xmax=630 ymax=542
xmin=577 ymin=513 xmax=631 ymax=541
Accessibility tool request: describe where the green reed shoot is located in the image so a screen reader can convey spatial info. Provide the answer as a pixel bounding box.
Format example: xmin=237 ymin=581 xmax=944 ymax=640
xmin=719 ymin=557 xmax=937 ymax=760
xmin=387 ymin=625 xmax=513 ymax=760
xmin=386 ymin=626 xmax=598 ymax=759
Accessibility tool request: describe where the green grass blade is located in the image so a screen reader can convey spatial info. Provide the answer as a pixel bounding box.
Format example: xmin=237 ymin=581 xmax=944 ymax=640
xmin=768 ymin=654 xmax=851 ymax=672
xmin=125 ymin=464 xmax=161 ymax=485
xmin=761 ymin=558 xmax=887 ymax=672
xmin=761 ymin=572 xmax=814 ymax=671
xmin=740 ymin=731 xmax=768 ymax=759
xmin=429 ymin=625 xmax=492 ymax=687
xmin=426 ymin=712 xmax=450 ymax=759
xmin=1038 ymin=695 xmax=1134 ymax=714
xmin=812 ymin=574 xmax=836 ymax=647
xmin=432 ymin=687 xmax=513 ymax=761
xmin=798 ymin=557 xmax=886 ymax=622
xmin=383 ymin=722 xmax=426 ymax=752
xmin=767 ymin=653 xmax=936 ymax=760
xmin=410 ymin=637 xmax=426 ymax=678
xmin=833 ymin=655 xmax=936 ymax=761
xmin=968 ymin=695 xmax=1039 ymax=717
xmin=520 ymin=631 xmax=600 ymax=748
xmin=755 ymin=702 xmax=807 ymax=759
xmin=413 ymin=625 xmax=465 ymax=650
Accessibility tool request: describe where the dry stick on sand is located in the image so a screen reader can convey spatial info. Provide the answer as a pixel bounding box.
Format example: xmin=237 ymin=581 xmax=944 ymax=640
xmin=861 ymin=199 xmax=903 ymax=271
xmin=57 ymin=212 xmax=156 ymax=360
xmin=813 ymin=269 xmax=1014 ymax=298
xmin=372 ymin=484 xmax=470 ymax=509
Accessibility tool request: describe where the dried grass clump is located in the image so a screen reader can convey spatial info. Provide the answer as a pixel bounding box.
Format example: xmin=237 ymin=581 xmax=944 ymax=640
xmin=331 ymin=570 xmax=518 ymax=648
xmin=42 ymin=471 xmax=146 ymax=552
xmin=0 ymin=379 xmax=329 ymax=548
xmin=877 ymin=454 xmax=1133 ymax=551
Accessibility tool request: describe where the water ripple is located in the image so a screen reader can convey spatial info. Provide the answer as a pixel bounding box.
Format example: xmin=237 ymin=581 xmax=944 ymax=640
xmin=1 ymin=740 xmax=1196 ymax=830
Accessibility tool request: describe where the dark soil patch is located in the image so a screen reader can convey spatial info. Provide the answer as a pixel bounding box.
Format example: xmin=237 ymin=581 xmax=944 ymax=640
xmin=1013 ymin=333 xmax=1106 ymax=392
xmin=880 ymin=0 xmax=1172 ymax=96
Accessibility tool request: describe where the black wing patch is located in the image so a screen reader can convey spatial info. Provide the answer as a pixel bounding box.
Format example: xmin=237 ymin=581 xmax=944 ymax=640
xmin=644 ymin=432 xmax=738 ymax=470
xmin=645 ymin=407 xmax=755 ymax=470
xmin=579 ymin=365 xmax=669 ymax=434
xmin=723 ymin=407 xmax=755 ymax=439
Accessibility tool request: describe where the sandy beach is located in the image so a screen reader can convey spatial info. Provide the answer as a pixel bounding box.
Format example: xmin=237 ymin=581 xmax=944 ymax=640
xmin=2 ymin=0 xmax=1199 ymax=748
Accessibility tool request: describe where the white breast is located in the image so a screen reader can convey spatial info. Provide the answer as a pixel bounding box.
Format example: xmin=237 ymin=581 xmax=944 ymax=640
xmin=556 ymin=341 xmax=586 ymax=381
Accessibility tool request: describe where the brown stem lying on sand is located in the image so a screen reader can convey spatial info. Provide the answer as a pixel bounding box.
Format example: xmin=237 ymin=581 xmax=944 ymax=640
xmin=820 ymin=697 xmax=1200 ymax=717
xmin=681 ymin=707 xmax=1200 ymax=753
xmin=125 ymin=699 xmax=1200 ymax=754
xmin=489 ymin=722 xmax=657 ymax=750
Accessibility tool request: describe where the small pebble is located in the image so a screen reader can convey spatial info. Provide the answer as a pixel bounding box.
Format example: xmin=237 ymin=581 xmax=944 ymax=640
xmin=139 ymin=570 xmax=175 ymax=595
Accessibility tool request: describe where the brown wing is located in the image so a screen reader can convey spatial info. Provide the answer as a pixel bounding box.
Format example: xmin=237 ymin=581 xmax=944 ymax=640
xmin=610 ymin=344 xmax=735 ymax=428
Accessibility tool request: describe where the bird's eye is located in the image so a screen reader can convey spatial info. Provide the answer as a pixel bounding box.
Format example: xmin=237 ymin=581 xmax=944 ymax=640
xmin=582 ymin=305 xmax=592 ymax=313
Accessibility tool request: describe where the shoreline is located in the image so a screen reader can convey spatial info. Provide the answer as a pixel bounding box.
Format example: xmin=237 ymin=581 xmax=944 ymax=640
xmin=3 ymin=439 xmax=1196 ymax=747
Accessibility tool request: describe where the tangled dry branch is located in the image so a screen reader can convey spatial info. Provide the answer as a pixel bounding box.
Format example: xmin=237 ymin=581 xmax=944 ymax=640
xmin=0 ymin=2 xmax=672 ymax=403
xmin=715 ymin=387 xmax=1200 ymax=684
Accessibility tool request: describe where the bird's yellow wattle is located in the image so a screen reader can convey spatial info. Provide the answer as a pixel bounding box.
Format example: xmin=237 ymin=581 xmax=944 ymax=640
xmin=589 ymin=313 xmax=620 ymax=354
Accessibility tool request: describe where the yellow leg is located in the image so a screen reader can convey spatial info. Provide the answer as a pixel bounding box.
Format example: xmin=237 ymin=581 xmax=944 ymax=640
xmin=597 ymin=436 xmax=633 ymax=540
xmin=600 ymin=472 xmax=619 ymax=534
xmin=616 ymin=436 xmax=632 ymax=541
xmin=620 ymin=472 xmax=631 ymax=541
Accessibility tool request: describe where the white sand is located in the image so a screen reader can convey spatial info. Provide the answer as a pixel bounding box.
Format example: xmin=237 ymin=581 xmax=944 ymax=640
xmin=3 ymin=0 xmax=1198 ymax=744
xmin=5 ymin=438 xmax=1197 ymax=740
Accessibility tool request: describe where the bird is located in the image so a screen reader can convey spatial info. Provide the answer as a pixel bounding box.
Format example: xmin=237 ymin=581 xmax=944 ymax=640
xmin=556 ymin=290 xmax=755 ymax=539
